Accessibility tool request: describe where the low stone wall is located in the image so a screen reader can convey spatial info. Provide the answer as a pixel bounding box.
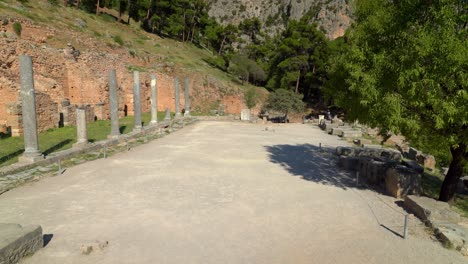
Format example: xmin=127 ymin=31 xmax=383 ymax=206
xmin=0 ymin=117 xmax=197 ymax=195
xmin=195 ymin=115 xmax=239 ymax=121
xmin=337 ymin=146 xmax=421 ymax=198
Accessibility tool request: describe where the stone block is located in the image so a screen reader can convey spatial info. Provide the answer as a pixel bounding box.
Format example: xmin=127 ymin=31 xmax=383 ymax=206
xmin=422 ymin=155 xmax=436 ymax=171
xmin=457 ymin=176 xmax=468 ymax=194
xmin=353 ymin=138 xmax=372 ymax=146
xmin=331 ymin=117 xmax=344 ymax=126
xmin=379 ymin=149 xmax=403 ymax=162
xmin=367 ymin=159 xmax=388 ymax=186
xmin=240 ymin=109 xmax=251 ymax=121
xmin=408 ymin=147 xmax=421 ymax=160
xmin=331 ymin=128 xmax=343 ymax=136
xmin=404 ymin=195 xmax=461 ymax=224
xmin=361 ymin=144 xmax=382 ymax=149
xmin=338 ymin=156 xmax=359 ymax=171
xmin=358 ymin=157 xmax=372 ymax=182
xmin=385 ymin=166 xmax=422 ymax=198
xmin=402 ymin=160 xmax=424 ymax=173
xmin=341 ymin=130 xmax=363 ymax=138
xmin=433 ymin=222 xmax=468 ymax=252
xmin=324 ymin=123 xmax=338 ymax=133
xmin=0 ymin=223 xmax=43 ymax=264
xmin=319 ymin=120 xmax=330 ymax=130
xmin=335 ymin=146 xmax=355 ymax=157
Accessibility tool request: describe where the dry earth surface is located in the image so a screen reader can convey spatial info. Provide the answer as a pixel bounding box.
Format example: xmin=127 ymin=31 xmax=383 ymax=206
xmin=0 ymin=121 xmax=466 ymax=264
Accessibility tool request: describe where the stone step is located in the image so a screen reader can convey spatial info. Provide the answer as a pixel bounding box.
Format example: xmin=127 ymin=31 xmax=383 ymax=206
xmin=0 ymin=223 xmax=43 ymax=264
xmin=341 ymin=130 xmax=363 ymax=138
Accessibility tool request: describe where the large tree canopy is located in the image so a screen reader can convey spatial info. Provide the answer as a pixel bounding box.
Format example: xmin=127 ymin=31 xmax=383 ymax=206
xmin=327 ymin=0 xmax=467 ymax=201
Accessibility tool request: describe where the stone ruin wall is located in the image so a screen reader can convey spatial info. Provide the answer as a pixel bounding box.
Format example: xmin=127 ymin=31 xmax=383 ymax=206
xmin=0 ymin=17 xmax=253 ymax=137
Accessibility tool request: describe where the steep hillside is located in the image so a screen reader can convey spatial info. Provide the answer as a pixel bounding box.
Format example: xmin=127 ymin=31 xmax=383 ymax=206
xmin=209 ymin=0 xmax=352 ymax=39
xmin=0 ymin=0 xmax=267 ymax=135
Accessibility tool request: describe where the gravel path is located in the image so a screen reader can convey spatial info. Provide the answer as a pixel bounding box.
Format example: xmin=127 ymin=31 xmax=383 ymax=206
xmin=0 ymin=121 xmax=465 ymax=264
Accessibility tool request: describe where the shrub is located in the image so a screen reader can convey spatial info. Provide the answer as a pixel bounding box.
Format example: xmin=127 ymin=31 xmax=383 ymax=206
xmin=244 ymin=87 xmax=258 ymax=109
xmin=13 ymin=22 xmax=22 ymax=36
xmin=112 ymin=35 xmax=124 ymax=46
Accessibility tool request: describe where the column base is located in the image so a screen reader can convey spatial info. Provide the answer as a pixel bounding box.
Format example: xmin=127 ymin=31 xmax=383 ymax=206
xmin=133 ymin=126 xmax=143 ymax=133
xmin=19 ymin=152 xmax=44 ymax=163
xmin=175 ymin=113 xmax=182 ymax=118
xmin=150 ymin=120 xmax=158 ymax=125
xmin=184 ymin=112 xmax=191 ymax=117
xmin=107 ymin=134 xmax=120 ymax=140
xmin=72 ymin=142 xmax=89 ymax=149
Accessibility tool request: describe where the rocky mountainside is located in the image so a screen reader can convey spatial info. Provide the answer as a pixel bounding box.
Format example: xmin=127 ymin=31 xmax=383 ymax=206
xmin=209 ymin=0 xmax=352 ymax=39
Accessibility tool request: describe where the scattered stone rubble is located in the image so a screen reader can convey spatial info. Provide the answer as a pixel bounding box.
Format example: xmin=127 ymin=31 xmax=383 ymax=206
xmin=336 ymin=146 xmax=423 ymax=198
xmin=316 ymin=116 xmax=437 ymax=171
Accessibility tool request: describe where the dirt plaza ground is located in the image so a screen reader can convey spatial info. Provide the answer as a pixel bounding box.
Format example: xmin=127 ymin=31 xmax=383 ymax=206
xmin=0 ymin=121 xmax=465 ymax=264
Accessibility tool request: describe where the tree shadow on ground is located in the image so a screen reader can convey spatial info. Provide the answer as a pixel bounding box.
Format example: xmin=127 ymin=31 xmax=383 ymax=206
xmin=43 ymin=139 xmax=73 ymax=156
xmin=265 ymin=144 xmax=355 ymax=190
xmin=0 ymin=149 xmax=25 ymax=164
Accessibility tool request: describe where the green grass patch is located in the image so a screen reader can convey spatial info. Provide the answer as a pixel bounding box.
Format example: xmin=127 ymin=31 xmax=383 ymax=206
xmin=0 ymin=112 xmax=166 ymax=168
xmin=112 ymin=35 xmax=124 ymax=46
xmin=422 ymin=172 xmax=468 ymax=217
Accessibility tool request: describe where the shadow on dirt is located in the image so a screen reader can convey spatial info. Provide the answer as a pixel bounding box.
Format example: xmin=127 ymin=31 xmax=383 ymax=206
xmin=265 ymin=144 xmax=355 ymax=190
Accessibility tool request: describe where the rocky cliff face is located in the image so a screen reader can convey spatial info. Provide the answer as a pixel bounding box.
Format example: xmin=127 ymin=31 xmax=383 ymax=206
xmin=209 ymin=0 xmax=352 ymax=39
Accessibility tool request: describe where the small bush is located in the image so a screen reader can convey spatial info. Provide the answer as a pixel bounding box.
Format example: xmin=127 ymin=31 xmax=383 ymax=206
xmin=244 ymin=87 xmax=259 ymax=109
xmin=100 ymin=14 xmax=116 ymax=23
xmin=112 ymin=35 xmax=124 ymax=46
xmin=13 ymin=22 xmax=22 ymax=36
xmin=47 ymin=0 xmax=59 ymax=5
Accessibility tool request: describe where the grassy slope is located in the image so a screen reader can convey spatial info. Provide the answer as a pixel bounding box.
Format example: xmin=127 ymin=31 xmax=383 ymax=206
xmin=0 ymin=0 xmax=254 ymax=85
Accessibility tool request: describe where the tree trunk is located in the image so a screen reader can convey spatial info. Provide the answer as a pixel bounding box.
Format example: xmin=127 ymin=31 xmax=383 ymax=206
xmin=96 ymin=0 xmax=100 ymax=16
xmin=439 ymin=143 xmax=466 ymax=202
xmin=189 ymin=15 xmax=196 ymax=43
xmin=146 ymin=0 xmax=153 ymax=20
xmin=118 ymin=5 xmax=122 ymax=22
xmin=191 ymin=25 xmax=196 ymax=42
xmin=182 ymin=12 xmax=186 ymax=42
xmin=76 ymin=0 xmax=81 ymax=8
xmin=295 ymin=72 xmax=300 ymax=94
xmin=218 ymin=35 xmax=226 ymax=55
xmin=64 ymin=0 xmax=67 ymax=7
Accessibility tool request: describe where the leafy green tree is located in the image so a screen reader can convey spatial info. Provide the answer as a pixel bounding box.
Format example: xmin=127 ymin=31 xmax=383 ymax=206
xmin=244 ymin=87 xmax=259 ymax=110
xmin=204 ymin=23 xmax=238 ymax=55
xmin=264 ymin=89 xmax=305 ymax=119
xmin=239 ymin=17 xmax=262 ymax=43
xmin=327 ymin=0 xmax=467 ymax=202
xmin=267 ymin=16 xmax=329 ymax=101
xmin=229 ymin=55 xmax=266 ymax=85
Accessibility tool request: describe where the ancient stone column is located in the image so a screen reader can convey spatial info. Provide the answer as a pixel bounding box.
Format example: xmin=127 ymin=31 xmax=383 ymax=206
xmin=164 ymin=108 xmax=171 ymax=121
xmin=150 ymin=74 xmax=158 ymax=125
xmin=174 ymin=77 xmax=181 ymax=118
xmin=108 ymin=69 xmax=120 ymax=139
xmin=184 ymin=77 xmax=191 ymax=117
xmin=73 ymin=108 xmax=88 ymax=148
xmin=19 ymin=55 xmax=43 ymax=162
xmin=133 ymin=71 xmax=142 ymax=132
